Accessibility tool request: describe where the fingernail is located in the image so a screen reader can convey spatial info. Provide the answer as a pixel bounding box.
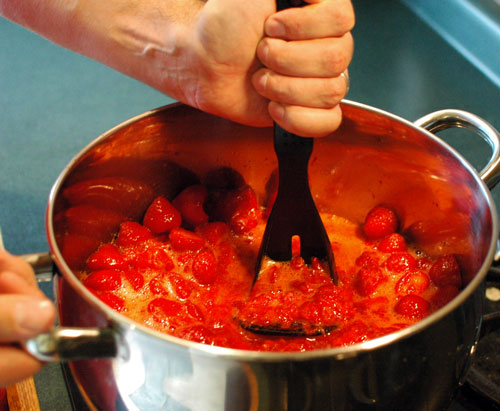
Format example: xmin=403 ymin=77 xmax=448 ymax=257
xmin=15 ymin=299 xmax=54 ymax=335
xmin=266 ymin=19 xmax=286 ymax=38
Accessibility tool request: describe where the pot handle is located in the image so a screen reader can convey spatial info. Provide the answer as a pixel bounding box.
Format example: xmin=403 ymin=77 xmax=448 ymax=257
xmin=414 ymin=109 xmax=500 ymax=189
xmin=24 ymin=327 xmax=118 ymax=362
xmin=21 ymin=252 xmax=120 ymax=362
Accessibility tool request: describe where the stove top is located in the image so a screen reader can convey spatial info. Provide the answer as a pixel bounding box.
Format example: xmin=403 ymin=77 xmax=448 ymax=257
xmin=451 ymin=271 xmax=500 ymax=411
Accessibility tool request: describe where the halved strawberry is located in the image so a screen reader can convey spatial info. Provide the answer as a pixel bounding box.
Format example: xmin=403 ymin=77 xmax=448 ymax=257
xmin=116 ymin=221 xmax=153 ymax=247
xmin=134 ymin=248 xmax=174 ymax=271
xmin=149 ymin=273 xmax=169 ymax=296
xmin=179 ymin=325 xmax=212 ymax=344
xmin=169 ymin=273 xmax=193 ymax=299
xmin=169 ymin=228 xmax=205 ymax=252
xmin=363 ymin=205 xmax=399 ymax=240
xmin=356 ymin=267 xmax=386 ymax=296
xmin=148 ymin=298 xmax=182 ymax=322
xmin=395 ymin=294 xmax=429 ymax=319
xmin=123 ymin=269 xmax=144 ymax=291
xmin=84 ymin=269 xmax=122 ymax=292
xmin=355 ymin=251 xmax=380 ymax=268
xmin=385 ymin=252 xmax=416 ymax=273
xmin=97 ymin=292 xmax=125 ymax=311
xmin=378 ymin=233 xmax=407 ymax=253
xmin=192 ymin=249 xmax=218 ymax=284
xmin=87 ymin=244 xmax=126 ymax=271
xmin=143 ymin=196 xmax=182 ymax=234
xmin=395 ymin=270 xmax=430 ymax=295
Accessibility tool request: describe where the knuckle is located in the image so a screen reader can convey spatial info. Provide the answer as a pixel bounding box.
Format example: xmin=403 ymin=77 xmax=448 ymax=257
xmin=321 ymin=46 xmax=348 ymax=74
xmin=328 ymin=1 xmax=355 ymax=31
xmin=320 ymin=79 xmax=344 ymax=106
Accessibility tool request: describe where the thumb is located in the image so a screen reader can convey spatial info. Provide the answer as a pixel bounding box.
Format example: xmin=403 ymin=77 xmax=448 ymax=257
xmin=0 ymin=295 xmax=56 ymax=342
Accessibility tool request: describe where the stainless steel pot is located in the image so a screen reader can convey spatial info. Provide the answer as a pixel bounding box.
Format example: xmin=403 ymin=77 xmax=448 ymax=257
xmin=26 ymin=101 xmax=500 ymax=410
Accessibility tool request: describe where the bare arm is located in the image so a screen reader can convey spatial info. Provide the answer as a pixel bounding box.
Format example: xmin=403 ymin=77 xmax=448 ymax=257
xmin=1 ymin=0 xmax=354 ymax=134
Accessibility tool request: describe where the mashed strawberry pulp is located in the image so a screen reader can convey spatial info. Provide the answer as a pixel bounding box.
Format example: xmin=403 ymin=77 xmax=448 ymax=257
xmin=79 ymin=180 xmax=462 ymax=352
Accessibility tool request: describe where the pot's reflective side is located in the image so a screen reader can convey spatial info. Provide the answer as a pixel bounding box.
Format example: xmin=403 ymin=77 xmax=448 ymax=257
xmin=47 ymin=102 xmax=497 ymax=410
xmin=56 ymin=276 xmax=483 ymax=411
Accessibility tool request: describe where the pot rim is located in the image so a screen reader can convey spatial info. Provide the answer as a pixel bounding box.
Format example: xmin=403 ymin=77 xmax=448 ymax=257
xmin=46 ymin=99 xmax=498 ymax=362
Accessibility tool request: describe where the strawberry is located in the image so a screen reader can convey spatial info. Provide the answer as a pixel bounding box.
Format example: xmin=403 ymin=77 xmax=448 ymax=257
xmin=134 ymin=247 xmax=175 ymax=271
xmin=148 ymin=298 xmax=182 ymax=322
xmin=143 ymin=196 xmax=182 ymax=234
xmin=192 ymin=249 xmax=218 ymax=284
xmin=429 ymin=255 xmax=461 ymax=288
xmin=169 ymin=273 xmax=193 ymax=299
xmin=173 ymin=185 xmax=209 ymax=227
xmin=84 ymin=269 xmax=122 ymax=292
xmin=395 ymin=270 xmax=430 ymax=295
xmin=87 ymin=244 xmax=126 ymax=271
xmin=97 ymin=292 xmax=125 ymax=311
xmin=385 ymin=252 xmax=416 ymax=273
xmin=356 ymin=267 xmax=385 ymax=296
xmin=116 ymin=221 xmax=153 ymax=247
xmin=395 ymin=294 xmax=429 ymax=319
xmin=355 ymin=251 xmax=380 ymax=268
xmin=179 ymin=325 xmax=212 ymax=344
xmin=123 ymin=269 xmax=144 ymax=291
xmin=169 ymin=228 xmax=205 ymax=252
xmin=363 ymin=205 xmax=399 ymax=240
xmin=378 ymin=233 xmax=407 ymax=253
xmin=185 ymin=301 xmax=205 ymax=322
xmin=149 ymin=273 xmax=169 ymax=296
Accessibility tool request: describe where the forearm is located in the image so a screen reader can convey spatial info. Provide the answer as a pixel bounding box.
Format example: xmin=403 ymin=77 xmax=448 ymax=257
xmin=0 ymin=0 xmax=202 ymax=102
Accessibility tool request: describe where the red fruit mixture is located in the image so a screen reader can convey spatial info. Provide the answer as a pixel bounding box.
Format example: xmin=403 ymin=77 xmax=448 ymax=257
xmin=79 ymin=181 xmax=463 ymax=351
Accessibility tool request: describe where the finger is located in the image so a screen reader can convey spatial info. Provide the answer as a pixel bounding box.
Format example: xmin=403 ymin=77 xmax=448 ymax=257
xmin=257 ymin=33 xmax=353 ymax=78
xmin=0 ymin=272 xmax=44 ymax=297
xmin=252 ymin=68 xmax=347 ymax=108
xmin=269 ymin=102 xmax=342 ymax=137
xmin=0 ymin=345 xmax=43 ymax=387
xmin=266 ymin=0 xmax=355 ymax=40
xmin=0 ymin=250 xmax=37 ymax=288
xmin=0 ymin=295 xmax=56 ymax=342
